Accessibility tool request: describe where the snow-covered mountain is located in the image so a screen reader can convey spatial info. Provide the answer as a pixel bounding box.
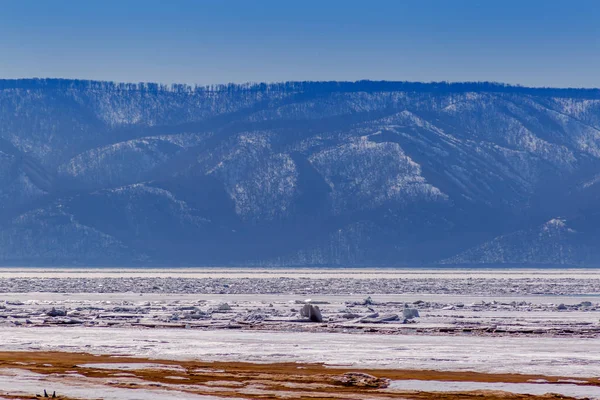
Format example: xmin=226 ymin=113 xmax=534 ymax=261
xmin=1 ymin=79 xmax=600 ymax=266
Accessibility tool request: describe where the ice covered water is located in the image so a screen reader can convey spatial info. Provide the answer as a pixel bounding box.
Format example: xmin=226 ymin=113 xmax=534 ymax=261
xmin=389 ymin=380 xmax=600 ymax=399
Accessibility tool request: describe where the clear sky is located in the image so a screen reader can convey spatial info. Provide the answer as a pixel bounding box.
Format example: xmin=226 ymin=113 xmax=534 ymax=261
xmin=1 ymin=0 xmax=599 ymax=87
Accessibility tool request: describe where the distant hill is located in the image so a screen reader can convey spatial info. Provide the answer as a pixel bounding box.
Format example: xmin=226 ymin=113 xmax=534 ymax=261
xmin=1 ymin=78 xmax=600 ymax=267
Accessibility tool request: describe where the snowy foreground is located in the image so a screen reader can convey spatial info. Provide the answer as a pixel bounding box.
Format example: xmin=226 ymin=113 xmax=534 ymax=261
xmin=0 ymin=268 xmax=599 ymax=399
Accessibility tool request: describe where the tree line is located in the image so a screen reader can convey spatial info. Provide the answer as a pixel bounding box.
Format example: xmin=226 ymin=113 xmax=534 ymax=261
xmin=0 ymin=78 xmax=598 ymax=99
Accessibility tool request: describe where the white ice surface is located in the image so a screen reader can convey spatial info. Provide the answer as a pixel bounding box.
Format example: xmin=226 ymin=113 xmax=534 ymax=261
xmin=1 ymin=326 xmax=599 ymax=378
xmin=2 ymin=292 xmax=600 ymax=305
xmin=78 ymin=363 xmax=185 ymax=371
xmin=0 ymin=368 xmax=234 ymax=400
xmin=389 ymin=379 xmax=600 ymax=399
xmin=0 ymin=267 xmax=599 ymax=279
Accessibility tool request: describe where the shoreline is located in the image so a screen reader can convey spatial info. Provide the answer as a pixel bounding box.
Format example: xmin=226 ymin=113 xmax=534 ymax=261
xmin=0 ymin=351 xmax=597 ymax=399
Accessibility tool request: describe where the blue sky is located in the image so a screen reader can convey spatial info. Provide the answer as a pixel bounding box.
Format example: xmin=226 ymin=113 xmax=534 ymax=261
xmin=0 ymin=0 xmax=598 ymax=87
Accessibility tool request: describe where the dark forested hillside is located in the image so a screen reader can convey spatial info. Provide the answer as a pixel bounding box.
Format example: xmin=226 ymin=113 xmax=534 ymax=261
xmin=2 ymin=78 xmax=600 ymax=267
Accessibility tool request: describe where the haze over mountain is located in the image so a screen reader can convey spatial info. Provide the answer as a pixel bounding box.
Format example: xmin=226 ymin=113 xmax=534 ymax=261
xmin=1 ymin=78 xmax=600 ymax=267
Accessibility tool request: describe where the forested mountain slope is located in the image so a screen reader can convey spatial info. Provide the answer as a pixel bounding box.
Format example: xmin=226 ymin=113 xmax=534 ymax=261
xmin=1 ymin=79 xmax=600 ymax=266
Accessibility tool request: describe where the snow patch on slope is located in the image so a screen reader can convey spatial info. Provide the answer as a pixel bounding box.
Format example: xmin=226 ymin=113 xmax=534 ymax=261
xmin=59 ymin=135 xmax=205 ymax=188
xmin=208 ymin=132 xmax=298 ymax=221
xmin=309 ymin=136 xmax=447 ymax=214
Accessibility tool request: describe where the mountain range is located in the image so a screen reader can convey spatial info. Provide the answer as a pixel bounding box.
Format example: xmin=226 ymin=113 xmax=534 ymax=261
xmin=1 ymin=79 xmax=600 ymax=267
